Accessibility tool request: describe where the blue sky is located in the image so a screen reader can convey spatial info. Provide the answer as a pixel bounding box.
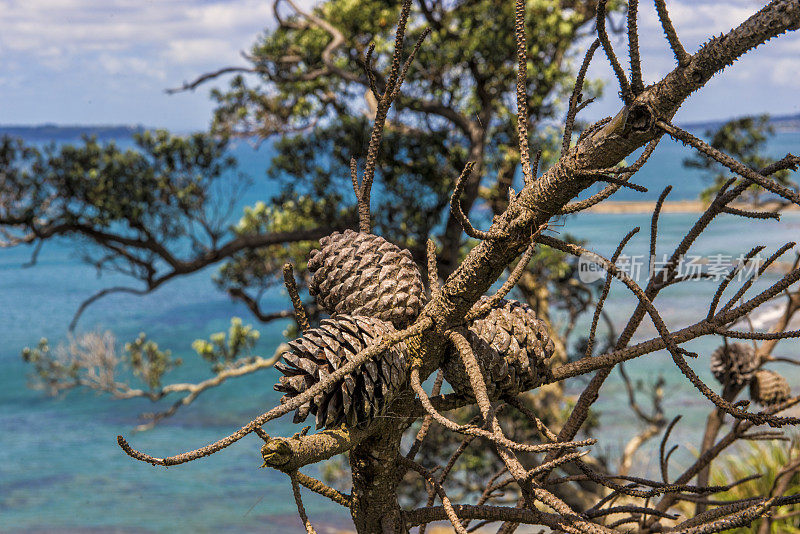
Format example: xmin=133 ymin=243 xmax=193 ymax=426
xmin=0 ymin=0 xmax=798 ymax=131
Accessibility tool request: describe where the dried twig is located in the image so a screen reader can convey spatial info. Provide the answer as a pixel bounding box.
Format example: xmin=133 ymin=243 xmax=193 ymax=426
xmin=290 ymin=471 xmax=318 ymax=534
xmin=627 ymin=0 xmax=644 ymax=94
xmin=655 ymin=0 xmax=690 ymax=66
xmin=562 ymin=40 xmax=601 ymax=157
xmin=596 ymin=0 xmax=632 ymax=103
xmin=283 ymin=263 xmax=310 ymax=332
xmin=451 ymin=162 xmax=508 ymax=240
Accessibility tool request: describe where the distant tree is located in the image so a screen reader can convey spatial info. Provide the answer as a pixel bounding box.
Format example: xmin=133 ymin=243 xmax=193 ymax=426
xmin=684 ymin=114 xmax=797 ymax=206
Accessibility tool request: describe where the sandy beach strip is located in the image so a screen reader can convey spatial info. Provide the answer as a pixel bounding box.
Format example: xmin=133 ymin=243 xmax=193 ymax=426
xmin=585 ymin=200 xmax=800 ymax=214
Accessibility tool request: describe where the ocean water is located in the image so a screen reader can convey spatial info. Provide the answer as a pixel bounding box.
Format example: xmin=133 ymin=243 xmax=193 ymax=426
xmin=1 ymin=131 xmax=798 ymax=532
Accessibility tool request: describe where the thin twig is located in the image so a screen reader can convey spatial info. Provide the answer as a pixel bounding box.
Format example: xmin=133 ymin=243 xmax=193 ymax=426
xmin=290 ymin=471 xmax=318 ymax=534
xmin=654 ymin=0 xmax=691 ymax=66
xmin=627 ymin=0 xmax=644 ymax=94
xmin=596 ymin=0 xmax=632 ymax=103
xmin=586 ymin=227 xmax=640 ymax=356
xmin=466 ymin=240 xmax=540 ymax=321
xmin=283 ymin=263 xmax=310 ymax=332
xmin=657 ymin=121 xmax=800 ymax=206
xmin=514 ymin=0 xmax=533 ymax=185
xmin=562 ymin=40 xmax=601 ymax=157
xmin=451 ymin=162 xmax=508 ymax=240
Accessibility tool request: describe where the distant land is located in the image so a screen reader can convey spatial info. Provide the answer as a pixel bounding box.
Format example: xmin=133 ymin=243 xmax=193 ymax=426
xmin=1 ymin=113 xmax=799 ymax=141
xmin=680 ymin=112 xmax=800 ymax=133
xmin=0 ymin=124 xmax=145 ymax=141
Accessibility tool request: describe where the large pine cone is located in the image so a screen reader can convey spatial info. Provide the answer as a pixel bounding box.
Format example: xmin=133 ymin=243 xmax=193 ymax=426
xmin=274 ymin=315 xmax=407 ymax=429
xmin=441 ymin=299 xmax=555 ymax=399
xmin=749 ymin=369 xmax=791 ymax=406
xmin=307 ymin=230 xmax=425 ymax=328
xmin=710 ymin=343 xmax=758 ymax=387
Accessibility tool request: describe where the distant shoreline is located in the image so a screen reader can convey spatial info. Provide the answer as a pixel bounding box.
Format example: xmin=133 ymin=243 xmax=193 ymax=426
xmin=0 ymin=124 xmax=145 ymax=141
xmin=585 ymin=200 xmax=800 ymax=214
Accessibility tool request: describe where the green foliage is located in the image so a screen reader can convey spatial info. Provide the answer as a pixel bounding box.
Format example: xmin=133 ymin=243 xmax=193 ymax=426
xmin=2 ymin=0 xmax=606 ymax=328
xmin=709 ymin=439 xmax=800 ymax=533
xmin=266 ymin=114 xmax=455 ymax=249
xmin=684 ymin=115 xmax=796 ymax=206
xmin=21 ymin=338 xmax=78 ymax=395
xmin=216 ymin=194 xmax=347 ymax=297
xmin=191 ymin=317 xmax=261 ymax=372
xmin=21 ymin=331 xmax=181 ymax=394
xmin=126 ymin=333 xmax=182 ymax=390
xmin=2 ymin=130 xmax=234 ymax=228
xmin=21 ymin=321 xmax=262 ymax=396
xmin=218 ymin=0 xmax=596 ymax=137
xmin=0 ymin=130 xmax=241 ymax=281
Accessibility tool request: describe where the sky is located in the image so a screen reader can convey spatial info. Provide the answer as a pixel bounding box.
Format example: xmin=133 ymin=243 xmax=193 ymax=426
xmin=0 ymin=0 xmax=798 ymax=131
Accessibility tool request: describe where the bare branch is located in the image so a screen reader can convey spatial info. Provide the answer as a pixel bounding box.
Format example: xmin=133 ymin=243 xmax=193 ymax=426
xmin=562 ymin=40 xmax=601 ymax=158
xmin=514 ymin=0 xmax=533 ymax=185
xmin=166 ymin=66 xmax=261 ymax=94
xmin=585 ymin=227 xmax=640 ymax=356
xmin=654 ymin=0 xmax=691 ymax=66
xmin=283 ymin=263 xmax=310 ymax=332
xmin=658 ymin=120 xmax=800 ymax=206
xmin=118 ymin=316 xmax=432 ymax=466
xmin=289 ymin=471 xmax=318 ymax=534
xmin=627 ymin=0 xmax=644 ymax=94
xmin=137 ymin=352 xmax=284 ymax=431
xmin=596 ymin=0 xmax=632 ymax=103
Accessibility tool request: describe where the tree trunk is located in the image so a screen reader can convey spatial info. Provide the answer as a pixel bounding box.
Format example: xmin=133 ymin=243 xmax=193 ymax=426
xmin=349 ymin=423 xmax=408 ymax=533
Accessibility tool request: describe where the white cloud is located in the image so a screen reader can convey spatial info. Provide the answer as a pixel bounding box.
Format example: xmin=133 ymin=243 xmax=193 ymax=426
xmin=580 ymin=0 xmax=800 ymax=121
xmin=0 ymin=0 xmax=285 ymax=127
xmin=771 ymin=58 xmax=800 ymax=88
xmin=0 ymin=1 xmax=273 ymax=70
xmin=98 ymin=53 xmax=165 ymax=79
xmin=0 ymin=0 xmax=795 ymax=128
xmin=165 ymin=38 xmax=239 ymax=65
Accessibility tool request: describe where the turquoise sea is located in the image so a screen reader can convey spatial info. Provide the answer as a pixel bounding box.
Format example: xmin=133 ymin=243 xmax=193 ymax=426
xmin=1 ymin=131 xmax=798 ymax=532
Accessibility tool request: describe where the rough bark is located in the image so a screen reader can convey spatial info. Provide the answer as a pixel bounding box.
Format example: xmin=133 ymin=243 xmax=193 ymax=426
xmin=349 ymin=426 xmax=409 ymax=533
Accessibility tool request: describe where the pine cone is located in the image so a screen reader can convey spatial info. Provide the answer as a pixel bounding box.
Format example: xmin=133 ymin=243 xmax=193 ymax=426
xmin=710 ymin=343 xmax=757 ymax=387
xmin=307 ymin=230 xmax=425 ymax=328
xmin=273 ymin=315 xmax=407 ymax=429
xmin=441 ymin=299 xmax=555 ymax=399
xmin=749 ymin=369 xmax=791 ymax=406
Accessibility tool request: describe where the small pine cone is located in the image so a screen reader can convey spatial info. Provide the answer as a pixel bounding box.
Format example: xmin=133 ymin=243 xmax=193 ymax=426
xmin=307 ymin=229 xmax=425 ymax=328
xmin=441 ymin=299 xmax=555 ymax=399
xmin=273 ymin=315 xmax=407 ymax=429
xmin=749 ymin=369 xmax=791 ymax=406
xmin=710 ymin=343 xmax=758 ymax=387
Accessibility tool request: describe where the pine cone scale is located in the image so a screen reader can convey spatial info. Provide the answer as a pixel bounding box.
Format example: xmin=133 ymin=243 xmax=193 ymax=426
xmin=307 ymin=229 xmax=425 ymax=328
xmin=710 ymin=343 xmax=758 ymax=387
xmin=750 ymin=369 xmax=791 ymax=406
xmin=273 ymin=315 xmax=407 ymax=429
xmin=441 ymin=298 xmax=555 ymax=400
